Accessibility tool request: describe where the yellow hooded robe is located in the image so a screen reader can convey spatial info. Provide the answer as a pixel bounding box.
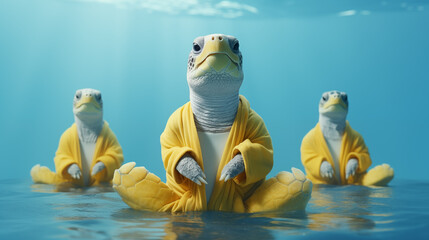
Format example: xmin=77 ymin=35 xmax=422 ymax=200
xmin=301 ymin=122 xmax=372 ymax=185
xmin=31 ymin=121 xmax=124 ymax=186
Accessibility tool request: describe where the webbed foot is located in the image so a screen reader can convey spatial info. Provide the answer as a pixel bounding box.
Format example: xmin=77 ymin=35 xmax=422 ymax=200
xmin=245 ymin=168 xmax=312 ymax=213
xmin=30 ymin=164 xmax=59 ymax=184
xmin=113 ymin=162 xmax=179 ymax=211
xmin=361 ymin=164 xmax=394 ymax=186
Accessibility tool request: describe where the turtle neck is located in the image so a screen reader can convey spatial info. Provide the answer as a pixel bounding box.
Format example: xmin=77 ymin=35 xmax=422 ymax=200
xmin=74 ymin=114 xmax=104 ymax=143
xmin=319 ymin=113 xmax=346 ymax=140
xmin=189 ymin=88 xmax=239 ymax=133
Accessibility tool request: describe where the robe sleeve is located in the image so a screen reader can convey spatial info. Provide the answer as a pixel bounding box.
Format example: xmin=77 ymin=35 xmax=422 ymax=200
xmin=346 ymin=130 xmax=372 ymax=174
xmin=161 ymin=109 xmax=198 ymax=185
xmin=232 ymin=109 xmax=273 ymax=187
xmin=54 ymin=127 xmax=78 ymax=179
xmin=300 ymin=128 xmax=327 ymax=184
xmin=94 ymin=126 xmax=124 ymax=181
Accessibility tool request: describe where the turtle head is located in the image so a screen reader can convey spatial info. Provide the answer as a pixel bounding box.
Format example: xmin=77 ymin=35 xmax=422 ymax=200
xmin=73 ymin=88 xmax=103 ymax=120
xmin=187 ymin=34 xmax=243 ymax=96
xmin=319 ymin=90 xmax=348 ymax=118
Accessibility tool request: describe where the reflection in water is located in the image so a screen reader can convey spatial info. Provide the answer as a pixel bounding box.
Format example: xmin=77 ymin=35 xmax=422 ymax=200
xmin=25 ymin=182 xmax=401 ymax=239
xmin=29 ymin=183 xmax=120 ymax=239
xmin=111 ymin=209 xmax=174 ymax=239
xmin=250 ymin=211 xmax=309 ymax=237
xmin=111 ymin=211 xmax=276 ymax=239
xmin=306 ymin=185 xmax=392 ymax=231
xmin=107 ymin=185 xmax=394 ymax=238
xmin=31 ymin=182 xmax=115 ymax=193
xmin=244 ymin=185 xmax=394 ymax=235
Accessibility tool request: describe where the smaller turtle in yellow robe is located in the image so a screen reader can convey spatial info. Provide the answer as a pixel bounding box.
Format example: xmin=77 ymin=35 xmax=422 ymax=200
xmin=301 ymin=90 xmax=394 ymax=186
xmin=30 ymin=88 xmax=124 ymax=186
xmin=113 ymin=34 xmax=312 ymax=213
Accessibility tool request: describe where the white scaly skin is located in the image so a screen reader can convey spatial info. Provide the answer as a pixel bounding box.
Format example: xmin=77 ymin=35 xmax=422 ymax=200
xmin=319 ymin=90 xmax=358 ymax=181
xmin=187 ymin=34 xmax=243 ymax=133
xmin=175 ymin=34 xmax=245 ymax=185
xmin=67 ymin=88 xmax=106 ymax=180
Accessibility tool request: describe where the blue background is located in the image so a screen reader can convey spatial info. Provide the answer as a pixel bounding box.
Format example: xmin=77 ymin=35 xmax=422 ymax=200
xmin=1 ymin=0 xmax=428 ymax=182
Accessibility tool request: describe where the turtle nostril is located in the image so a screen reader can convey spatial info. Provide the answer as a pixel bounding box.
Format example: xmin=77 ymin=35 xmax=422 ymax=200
xmin=219 ymin=36 xmax=223 ymax=41
xmin=212 ymin=36 xmax=215 ymax=40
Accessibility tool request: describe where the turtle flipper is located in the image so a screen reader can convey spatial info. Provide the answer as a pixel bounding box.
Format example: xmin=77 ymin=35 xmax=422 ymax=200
xmin=245 ymin=168 xmax=312 ymax=213
xmin=112 ymin=162 xmax=180 ymax=211
xmin=361 ymin=164 xmax=394 ymax=186
xmin=30 ymin=164 xmax=61 ymax=184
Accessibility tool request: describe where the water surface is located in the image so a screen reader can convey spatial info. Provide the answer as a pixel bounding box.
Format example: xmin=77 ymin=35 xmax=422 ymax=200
xmin=1 ymin=180 xmax=428 ymax=239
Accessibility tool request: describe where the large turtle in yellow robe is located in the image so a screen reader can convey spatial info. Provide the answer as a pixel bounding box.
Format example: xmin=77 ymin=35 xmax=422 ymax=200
xmin=113 ymin=34 xmax=312 ymax=213
xmin=30 ymin=88 xmax=124 ymax=186
xmin=301 ymin=90 xmax=394 ymax=186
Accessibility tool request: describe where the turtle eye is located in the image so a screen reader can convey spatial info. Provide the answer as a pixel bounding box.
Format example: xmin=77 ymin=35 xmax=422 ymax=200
xmin=193 ymin=43 xmax=201 ymax=53
xmin=75 ymin=92 xmax=81 ymax=99
xmin=95 ymin=93 xmax=102 ymax=101
xmin=322 ymin=94 xmax=329 ymax=101
xmin=232 ymin=41 xmax=239 ymax=52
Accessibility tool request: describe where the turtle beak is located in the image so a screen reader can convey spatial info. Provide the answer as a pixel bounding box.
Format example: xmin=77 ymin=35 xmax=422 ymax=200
xmin=323 ymin=97 xmax=347 ymax=110
xmin=193 ymin=34 xmax=241 ymax=77
xmin=74 ymin=96 xmax=101 ymax=110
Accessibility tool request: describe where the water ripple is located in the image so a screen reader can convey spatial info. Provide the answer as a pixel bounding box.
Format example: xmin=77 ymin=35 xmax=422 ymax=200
xmin=1 ymin=179 xmax=429 ymax=239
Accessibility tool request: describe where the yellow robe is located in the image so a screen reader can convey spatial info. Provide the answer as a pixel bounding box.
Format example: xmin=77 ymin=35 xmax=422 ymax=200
xmin=301 ymin=122 xmax=372 ymax=185
xmin=113 ymin=95 xmax=312 ymax=212
xmin=301 ymin=122 xmax=394 ymax=186
xmin=161 ymin=95 xmax=273 ymax=212
xmin=31 ymin=121 xmax=124 ymax=186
